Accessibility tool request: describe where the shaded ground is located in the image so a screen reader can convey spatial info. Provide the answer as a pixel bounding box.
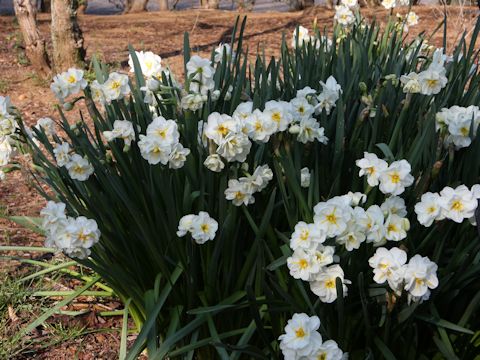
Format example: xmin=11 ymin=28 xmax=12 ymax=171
xmin=0 ymin=6 xmax=478 ymax=359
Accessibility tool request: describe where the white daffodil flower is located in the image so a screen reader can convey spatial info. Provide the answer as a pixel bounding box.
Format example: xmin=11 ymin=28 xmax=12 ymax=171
xmin=368 ymin=247 xmax=407 ymax=292
xmin=65 ymin=154 xmax=94 ymax=181
xmin=310 ymin=264 xmax=350 ymax=303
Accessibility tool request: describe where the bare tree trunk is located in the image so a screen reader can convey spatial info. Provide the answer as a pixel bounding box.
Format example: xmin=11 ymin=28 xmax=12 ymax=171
xmin=206 ymin=0 xmax=219 ymax=8
xmin=200 ymin=0 xmax=218 ymax=8
xmin=158 ymin=0 xmax=169 ymax=10
xmin=13 ymin=0 xmax=51 ymax=77
xmin=124 ymin=0 xmax=148 ymax=12
xmin=77 ymin=0 xmax=88 ymax=14
xmin=51 ymin=0 xmax=85 ymax=72
xmin=39 ymin=0 xmax=51 ymax=12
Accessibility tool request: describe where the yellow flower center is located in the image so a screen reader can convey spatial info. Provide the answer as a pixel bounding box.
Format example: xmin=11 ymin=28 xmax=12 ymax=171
xmin=415 ymin=278 xmax=424 ymax=286
xmin=298 ymin=106 xmax=304 ymax=114
xmin=326 ymin=213 xmax=337 ymax=225
xmin=73 ymin=165 xmax=85 ymax=174
xmin=389 ymin=172 xmax=400 ymax=184
xmin=367 ymin=166 xmax=375 ymax=175
xmin=67 ymin=75 xmax=76 ymax=84
xmin=271 ymin=112 xmax=282 ymax=123
xmin=427 ymin=206 xmax=436 ymax=214
xmin=110 ymin=81 xmax=121 ymax=90
xmin=254 ymin=121 xmax=263 ymax=131
xmin=200 ymin=224 xmax=209 ymax=233
xmin=300 ymin=230 xmax=309 ymax=241
xmin=451 ymin=200 xmax=464 ymax=212
xmin=78 ymin=232 xmax=89 ymax=242
xmin=217 ymin=125 xmax=229 ymax=135
xmin=155 ymin=129 xmax=167 ymax=138
xmin=387 ymin=223 xmax=398 ymax=233
xmin=426 ymin=79 xmax=438 ymax=88
xmin=235 ymin=191 xmax=245 ymax=200
xmin=317 ymin=353 xmax=327 ymax=360
xmin=295 ymin=327 xmax=306 ymax=338
xmin=460 ymin=127 xmax=469 ymax=137
xmin=298 ymin=258 xmax=309 ymax=269
xmin=325 ymin=279 xmax=336 ymax=288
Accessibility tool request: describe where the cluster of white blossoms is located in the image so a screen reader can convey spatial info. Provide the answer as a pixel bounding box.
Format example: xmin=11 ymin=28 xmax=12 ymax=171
xmin=35 ymin=117 xmax=56 ymax=137
xmin=40 ymin=201 xmax=100 ymax=259
xmin=369 ymin=247 xmax=439 ymax=303
xmin=400 ymin=48 xmax=448 ymax=95
xmin=177 ymin=211 xmax=218 ymax=244
xmin=224 ymin=165 xmax=273 ymax=206
xmin=287 ymin=191 xmax=413 ymax=302
xmin=103 ymin=119 xmax=137 ymax=148
xmin=91 ymin=72 xmax=131 ymax=104
xmin=394 ymin=11 xmax=419 ymax=33
xmin=435 ymin=105 xmax=480 ymax=149
xmin=415 ymin=184 xmax=480 ymax=227
xmin=129 ymin=50 xmax=163 ymax=79
xmin=381 ymin=0 xmax=410 ymax=10
xmin=356 ymin=152 xmax=414 ymax=196
xmin=334 ymin=0 xmax=356 ymax=28
xmin=291 ymin=26 xmax=332 ymax=50
xmin=0 ymin=96 xmax=17 ymax=180
xmin=128 ymin=50 xmax=169 ymax=109
xmin=181 ymin=55 xmax=216 ymax=111
xmin=51 ymin=68 xmax=88 ymax=102
xmin=138 ymin=116 xmax=190 ymax=169
xmin=214 ymin=43 xmax=235 ymax=63
xmin=201 ymin=84 xmax=333 ymax=170
xmin=279 ymin=313 xmax=344 ymax=360
xmin=53 ymin=142 xmax=94 ymax=181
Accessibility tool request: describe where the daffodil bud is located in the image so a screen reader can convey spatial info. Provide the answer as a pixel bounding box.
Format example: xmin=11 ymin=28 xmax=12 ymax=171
xmin=289 ymin=124 xmax=300 ymax=134
xmin=63 ymin=102 xmax=74 ymax=111
xmin=211 ymin=90 xmax=220 ymax=101
xmin=359 ymin=82 xmax=367 ymax=94
xmin=146 ymin=78 xmax=161 ymax=92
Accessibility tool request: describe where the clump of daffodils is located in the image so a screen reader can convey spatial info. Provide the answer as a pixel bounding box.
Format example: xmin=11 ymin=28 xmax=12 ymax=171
xmin=180 ymin=55 xmax=216 ymax=111
xmin=9 ymin=12 xmax=480 ymax=357
xmin=224 ymin=164 xmax=273 ymax=206
xmin=53 ymin=142 xmax=94 ymax=181
xmin=400 ymin=48 xmax=448 ymax=95
xmin=415 ymin=184 xmax=480 ymax=227
xmin=40 ymin=201 xmax=100 ymax=259
xmin=177 ymin=211 xmax=218 ymax=244
xmin=369 ymin=247 xmax=439 ymax=303
xmin=138 ymin=116 xmax=190 ymax=168
xmin=435 ymin=105 xmax=480 ymax=149
xmin=287 ymin=189 xmax=416 ymax=303
xmin=51 ymin=68 xmax=88 ymax=103
xmin=0 ymin=96 xmax=17 ymax=180
xmin=356 ymin=152 xmax=414 ymax=196
xmin=278 ymin=313 xmax=344 ymax=360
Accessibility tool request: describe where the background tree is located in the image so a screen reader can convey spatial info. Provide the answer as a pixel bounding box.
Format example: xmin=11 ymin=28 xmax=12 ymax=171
xmin=51 ymin=0 xmax=85 ymax=72
xmin=200 ymin=0 xmax=220 ymax=9
xmin=289 ymin=0 xmax=314 ymax=10
xmin=158 ymin=0 xmax=169 ymax=10
xmin=39 ymin=0 xmax=52 ymax=12
xmin=13 ymin=0 xmax=51 ymax=77
xmin=124 ymin=0 xmax=148 ymax=12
